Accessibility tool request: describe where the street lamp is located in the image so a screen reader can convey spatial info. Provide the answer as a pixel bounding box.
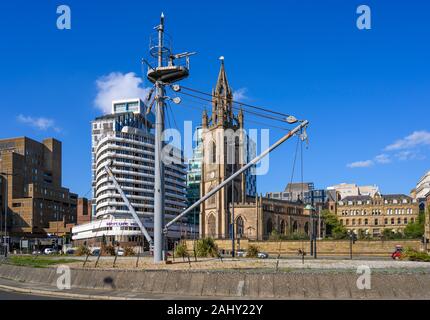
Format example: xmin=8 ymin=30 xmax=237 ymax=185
xmin=305 ymin=204 xmax=317 ymax=259
xmin=0 ymin=172 xmax=17 ymax=257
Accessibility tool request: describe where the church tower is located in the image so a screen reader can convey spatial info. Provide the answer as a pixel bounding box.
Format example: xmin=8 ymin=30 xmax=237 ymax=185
xmin=200 ymin=58 xmax=247 ymax=239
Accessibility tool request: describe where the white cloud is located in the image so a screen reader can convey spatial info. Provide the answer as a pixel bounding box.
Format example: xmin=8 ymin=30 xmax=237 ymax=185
xmin=375 ymin=154 xmax=391 ymax=164
xmin=385 ymin=130 xmax=430 ymax=151
xmin=395 ymin=150 xmax=426 ymax=161
xmin=233 ymin=87 xmax=248 ymax=101
xmin=347 ymin=131 xmax=430 ymax=168
xmin=17 ymin=114 xmax=61 ymax=132
xmin=347 ymin=160 xmax=374 ymax=168
xmin=94 ymin=72 xmax=150 ymax=114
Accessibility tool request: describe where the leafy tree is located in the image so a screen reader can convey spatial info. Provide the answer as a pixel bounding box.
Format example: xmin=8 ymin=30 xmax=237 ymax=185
xmin=195 ymin=238 xmax=219 ymax=257
xmin=322 ymin=210 xmax=348 ymax=239
xmin=246 ymin=245 xmax=259 ymax=258
xmin=404 ymin=212 xmax=425 ymax=239
xmin=382 ymin=228 xmax=404 ymax=240
xmin=174 ymin=243 xmax=189 ymax=258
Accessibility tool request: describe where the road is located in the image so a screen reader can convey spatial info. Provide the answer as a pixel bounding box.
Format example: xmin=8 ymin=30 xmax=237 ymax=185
xmin=0 ymin=288 xmax=66 ymax=300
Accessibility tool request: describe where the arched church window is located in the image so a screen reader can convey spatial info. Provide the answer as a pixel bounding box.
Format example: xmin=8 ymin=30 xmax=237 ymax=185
xmin=208 ymin=214 xmax=216 ymax=237
xmin=292 ymin=220 xmax=298 ymax=232
xmin=304 ymin=222 xmax=309 ymax=235
xmin=236 ymin=216 xmax=244 ymax=238
xmin=280 ymin=220 xmax=286 ymax=234
xmin=211 ymin=141 xmax=217 ymax=164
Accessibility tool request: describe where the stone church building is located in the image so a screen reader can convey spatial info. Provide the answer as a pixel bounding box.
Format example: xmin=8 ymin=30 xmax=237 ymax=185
xmin=199 ymin=60 xmax=314 ymax=240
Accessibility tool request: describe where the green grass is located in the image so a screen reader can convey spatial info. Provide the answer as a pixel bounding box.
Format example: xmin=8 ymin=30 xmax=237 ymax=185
xmin=6 ymin=255 xmax=80 ymax=268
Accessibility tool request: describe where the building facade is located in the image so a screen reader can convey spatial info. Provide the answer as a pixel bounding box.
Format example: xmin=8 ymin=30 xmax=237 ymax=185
xmin=77 ymin=198 xmax=92 ymax=225
xmin=414 ymin=171 xmax=430 ymax=199
xmin=327 ymin=183 xmax=379 ymax=200
xmin=336 ymin=194 xmax=419 ymax=237
xmin=186 ymin=126 xmax=203 ymax=233
xmin=72 ymin=98 xmax=193 ymax=247
xmin=266 ymin=182 xmax=328 ymax=208
xmin=0 ymin=137 xmax=77 ymax=241
xmin=227 ymin=196 xmax=314 ymax=240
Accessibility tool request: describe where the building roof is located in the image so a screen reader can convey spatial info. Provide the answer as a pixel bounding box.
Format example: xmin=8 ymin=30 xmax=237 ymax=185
xmin=284 ymin=182 xmax=314 ymax=192
xmin=381 ymin=194 xmax=412 ymax=200
xmin=342 ymin=195 xmax=372 ymax=202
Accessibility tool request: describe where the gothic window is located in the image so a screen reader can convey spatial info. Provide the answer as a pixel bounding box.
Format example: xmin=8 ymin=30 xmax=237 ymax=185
xmin=304 ymin=222 xmax=309 ymax=235
xmin=292 ymin=220 xmax=298 ymax=232
xmin=211 ymin=141 xmax=217 ymax=164
xmin=236 ymin=216 xmax=244 ymax=238
xmin=207 ymin=214 xmax=216 ymax=237
xmin=280 ymin=220 xmax=286 ymax=234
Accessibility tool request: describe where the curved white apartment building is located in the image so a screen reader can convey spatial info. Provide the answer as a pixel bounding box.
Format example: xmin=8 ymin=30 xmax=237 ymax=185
xmin=72 ymin=99 xmax=194 ymax=247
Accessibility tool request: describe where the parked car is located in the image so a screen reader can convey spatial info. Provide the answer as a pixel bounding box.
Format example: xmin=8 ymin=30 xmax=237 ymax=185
xmin=391 ymin=245 xmax=403 ymax=260
xmin=44 ymin=248 xmax=58 ymax=255
xmin=32 ymin=250 xmax=42 ymax=255
xmin=236 ymin=250 xmax=247 ymax=257
xmin=257 ymin=252 xmax=269 ymax=259
xmin=116 ymin=248 xmax=125 ymax=256
xmin=91 ymin=249 xmax=101 ymax=256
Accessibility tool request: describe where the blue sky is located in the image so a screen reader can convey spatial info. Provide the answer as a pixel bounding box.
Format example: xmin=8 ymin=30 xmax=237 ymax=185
xmin=0 ymin=0 xmax=429 ymax=197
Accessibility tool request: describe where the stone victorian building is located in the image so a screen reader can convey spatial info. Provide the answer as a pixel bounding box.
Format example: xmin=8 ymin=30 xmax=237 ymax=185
xmin=199 ymin=60 xmax=313 ymax=240
xmin=336 ymin=194 xmax=419 ymax=237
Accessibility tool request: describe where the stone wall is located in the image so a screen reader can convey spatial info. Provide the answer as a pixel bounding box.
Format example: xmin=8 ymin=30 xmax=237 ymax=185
xmin=1 ymin=263 xmax=430 ymax=299
xmin=184 ymin=239 xmax=422 ymax=256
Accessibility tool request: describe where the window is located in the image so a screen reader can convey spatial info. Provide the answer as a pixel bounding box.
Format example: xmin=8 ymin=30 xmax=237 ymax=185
xmin=211 ymin=142 xmax=217 ymax=164
xmin=236 ymin=216 xmax=244 ymax=238
xmin=207 ymin=214 xmax=216 ymax=237
xmin=374 ymin=219 xmax=378 ymax=225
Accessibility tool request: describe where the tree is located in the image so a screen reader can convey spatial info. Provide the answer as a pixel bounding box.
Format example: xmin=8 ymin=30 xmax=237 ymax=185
xmin=322 ymin=210 xmax=348 ymax=239
xmin=404 ymin=212 xmax=425 ymax=239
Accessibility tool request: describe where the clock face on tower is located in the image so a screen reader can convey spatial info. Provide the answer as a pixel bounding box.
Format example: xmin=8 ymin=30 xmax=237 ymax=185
xmin=207 ymin=171 xmax=216 ymax=180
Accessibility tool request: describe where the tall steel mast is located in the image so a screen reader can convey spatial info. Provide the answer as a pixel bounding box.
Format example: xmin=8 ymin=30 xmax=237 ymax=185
xmin=146 ymin=13 xmax=195 ymax=262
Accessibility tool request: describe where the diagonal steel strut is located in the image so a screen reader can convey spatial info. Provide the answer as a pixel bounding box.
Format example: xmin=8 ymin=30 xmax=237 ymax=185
xmin=104 ymin=164 xmax=153 ymax=245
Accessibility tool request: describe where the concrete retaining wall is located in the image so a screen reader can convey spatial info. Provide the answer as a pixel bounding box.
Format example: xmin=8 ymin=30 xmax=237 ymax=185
xmin=1 ymin=264 xmax=430 ymax=299
xmin=185 ymin=239 xmax=422 ymax=256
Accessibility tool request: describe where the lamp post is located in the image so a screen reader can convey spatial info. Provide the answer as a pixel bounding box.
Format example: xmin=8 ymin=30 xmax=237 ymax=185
xmin=305 ymin=204 xmax=317 ymax=259
xmin=1 ymin=172 xmax=17 ymax=257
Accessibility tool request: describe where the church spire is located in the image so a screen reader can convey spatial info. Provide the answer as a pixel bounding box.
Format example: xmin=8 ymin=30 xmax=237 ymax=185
xmin=215 ymin=56 xmax=232 ymax=98
xmin=212 ymin=56 xmax=233 ymax=126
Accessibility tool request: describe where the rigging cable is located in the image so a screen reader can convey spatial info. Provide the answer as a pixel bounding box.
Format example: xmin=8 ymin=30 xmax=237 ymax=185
xmin=179 ymin=85 xmax=293 ymax=118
